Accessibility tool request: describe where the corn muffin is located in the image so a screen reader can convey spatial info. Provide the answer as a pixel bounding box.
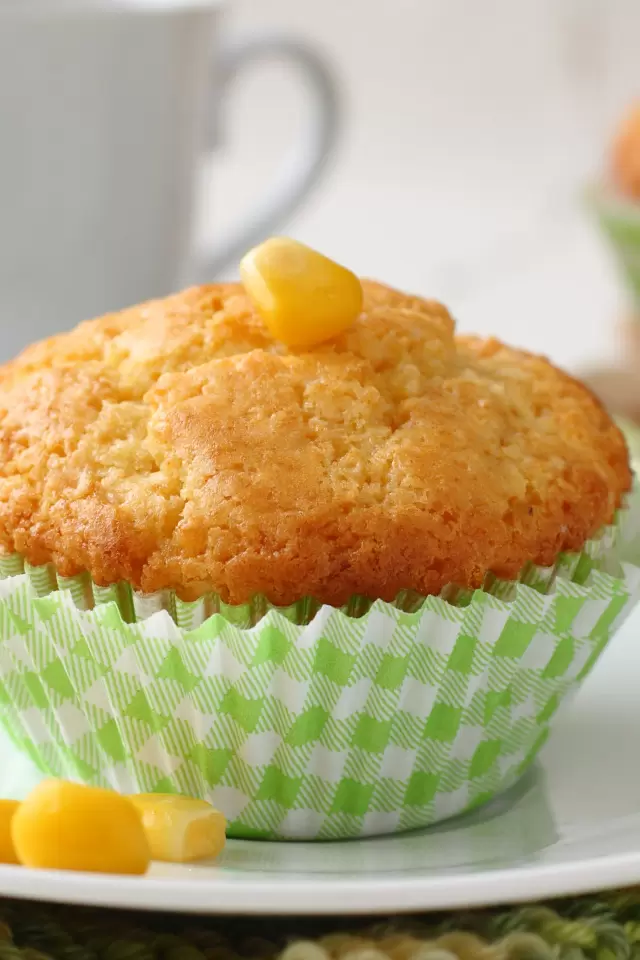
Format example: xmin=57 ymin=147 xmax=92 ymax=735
xmin=0 ymin=279 xmax=629 ymax=608
xmin=0 ymin=243 xmax=637 ymax=841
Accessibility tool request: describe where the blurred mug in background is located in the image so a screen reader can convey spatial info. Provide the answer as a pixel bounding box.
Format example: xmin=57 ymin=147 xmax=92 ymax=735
xmin=0 ymin=0 xmax=340 ymax=360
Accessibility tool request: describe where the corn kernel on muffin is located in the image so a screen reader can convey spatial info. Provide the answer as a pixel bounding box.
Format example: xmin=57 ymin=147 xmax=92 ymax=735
xmin=0 ymin=282 xmax=630 ymax=606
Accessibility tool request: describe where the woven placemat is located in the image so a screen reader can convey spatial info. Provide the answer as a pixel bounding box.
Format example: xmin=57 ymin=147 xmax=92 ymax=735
xmin=0 ymin=891 xmax=639 ymax=960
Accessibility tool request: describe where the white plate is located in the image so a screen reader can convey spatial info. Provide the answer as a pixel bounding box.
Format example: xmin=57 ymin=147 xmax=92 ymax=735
xmin=1 ymin=604 xmax=640 ymax=916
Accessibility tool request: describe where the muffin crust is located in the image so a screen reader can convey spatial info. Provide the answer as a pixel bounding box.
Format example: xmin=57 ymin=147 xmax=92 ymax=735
xmin=0 ymin=282 xmax=630 ymax=605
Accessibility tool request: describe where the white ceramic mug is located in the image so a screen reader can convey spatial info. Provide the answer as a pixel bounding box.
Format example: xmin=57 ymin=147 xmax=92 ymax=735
xmin=0 ymin=0 xmax=340 ymax=359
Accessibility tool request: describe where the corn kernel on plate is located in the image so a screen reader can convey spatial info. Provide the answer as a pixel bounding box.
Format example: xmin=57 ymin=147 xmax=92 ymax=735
xmin=0 ymin=604 xmax=640 ymax=915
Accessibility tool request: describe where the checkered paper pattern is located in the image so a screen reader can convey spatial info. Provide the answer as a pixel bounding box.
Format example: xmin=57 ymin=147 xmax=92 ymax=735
xmin=0 ymin=503 xmax=638 ymax=840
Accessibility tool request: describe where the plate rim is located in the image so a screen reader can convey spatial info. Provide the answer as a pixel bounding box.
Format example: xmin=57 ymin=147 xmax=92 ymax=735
xmin=1 ymin=848 xmax=639 ymax=916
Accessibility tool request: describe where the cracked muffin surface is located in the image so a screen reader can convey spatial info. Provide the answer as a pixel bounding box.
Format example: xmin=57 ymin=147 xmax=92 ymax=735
xmin=0 ymin=281 xmax=630 ymax=605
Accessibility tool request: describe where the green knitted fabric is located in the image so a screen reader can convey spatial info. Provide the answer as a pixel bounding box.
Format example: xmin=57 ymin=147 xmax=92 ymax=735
xmin=1 ymin=892 xmax=640 ymax=960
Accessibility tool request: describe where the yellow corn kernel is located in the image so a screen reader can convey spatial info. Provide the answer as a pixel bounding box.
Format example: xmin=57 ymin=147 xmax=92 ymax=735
xmin=0 ymin=800 xmax=20 ymax=864
xmin=240 ymin=237 xmax=363 ymax=348
xmin=129 ymin=794 xmax=226 ymax=863
xmin=12 ymin=780 xmax=150 ymax=875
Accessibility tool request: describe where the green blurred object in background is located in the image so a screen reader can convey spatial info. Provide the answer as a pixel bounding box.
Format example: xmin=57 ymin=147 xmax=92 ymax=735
xmin=589 ymin=187 xmax=640 ymax=308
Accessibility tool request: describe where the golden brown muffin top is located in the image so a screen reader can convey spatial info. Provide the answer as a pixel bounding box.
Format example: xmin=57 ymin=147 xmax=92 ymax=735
xmin=611 ymin=102 xmax=640 ymax=200
xmin=0 ymin=282 xmax=630 ymax=605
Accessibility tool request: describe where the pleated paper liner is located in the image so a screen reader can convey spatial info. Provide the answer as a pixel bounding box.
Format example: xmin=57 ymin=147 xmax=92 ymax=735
xmin=0 ymin=494 xmax=638 ymax=840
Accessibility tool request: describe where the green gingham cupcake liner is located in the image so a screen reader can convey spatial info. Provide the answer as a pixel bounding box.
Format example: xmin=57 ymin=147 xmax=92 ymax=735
xmin=0 ymin=489 xmax=638 ymax=842
xmin=588 ymin=185 xmax=640 ymax=306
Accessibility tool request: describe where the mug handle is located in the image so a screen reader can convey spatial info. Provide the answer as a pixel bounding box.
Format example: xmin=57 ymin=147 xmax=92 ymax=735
xmin=198 ymin=33 xmax=341 ymax=280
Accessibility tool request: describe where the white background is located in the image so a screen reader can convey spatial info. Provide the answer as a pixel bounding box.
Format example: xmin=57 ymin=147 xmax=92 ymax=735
xmin=202 ymin=0 xmax=640 ymax=374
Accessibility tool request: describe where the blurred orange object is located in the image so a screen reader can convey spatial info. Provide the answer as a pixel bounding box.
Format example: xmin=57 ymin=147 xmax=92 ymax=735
xmin=619 ymin=313 xmax=640 ymax=364
xmin=611 ymin=102 xmax=640 ymax=200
